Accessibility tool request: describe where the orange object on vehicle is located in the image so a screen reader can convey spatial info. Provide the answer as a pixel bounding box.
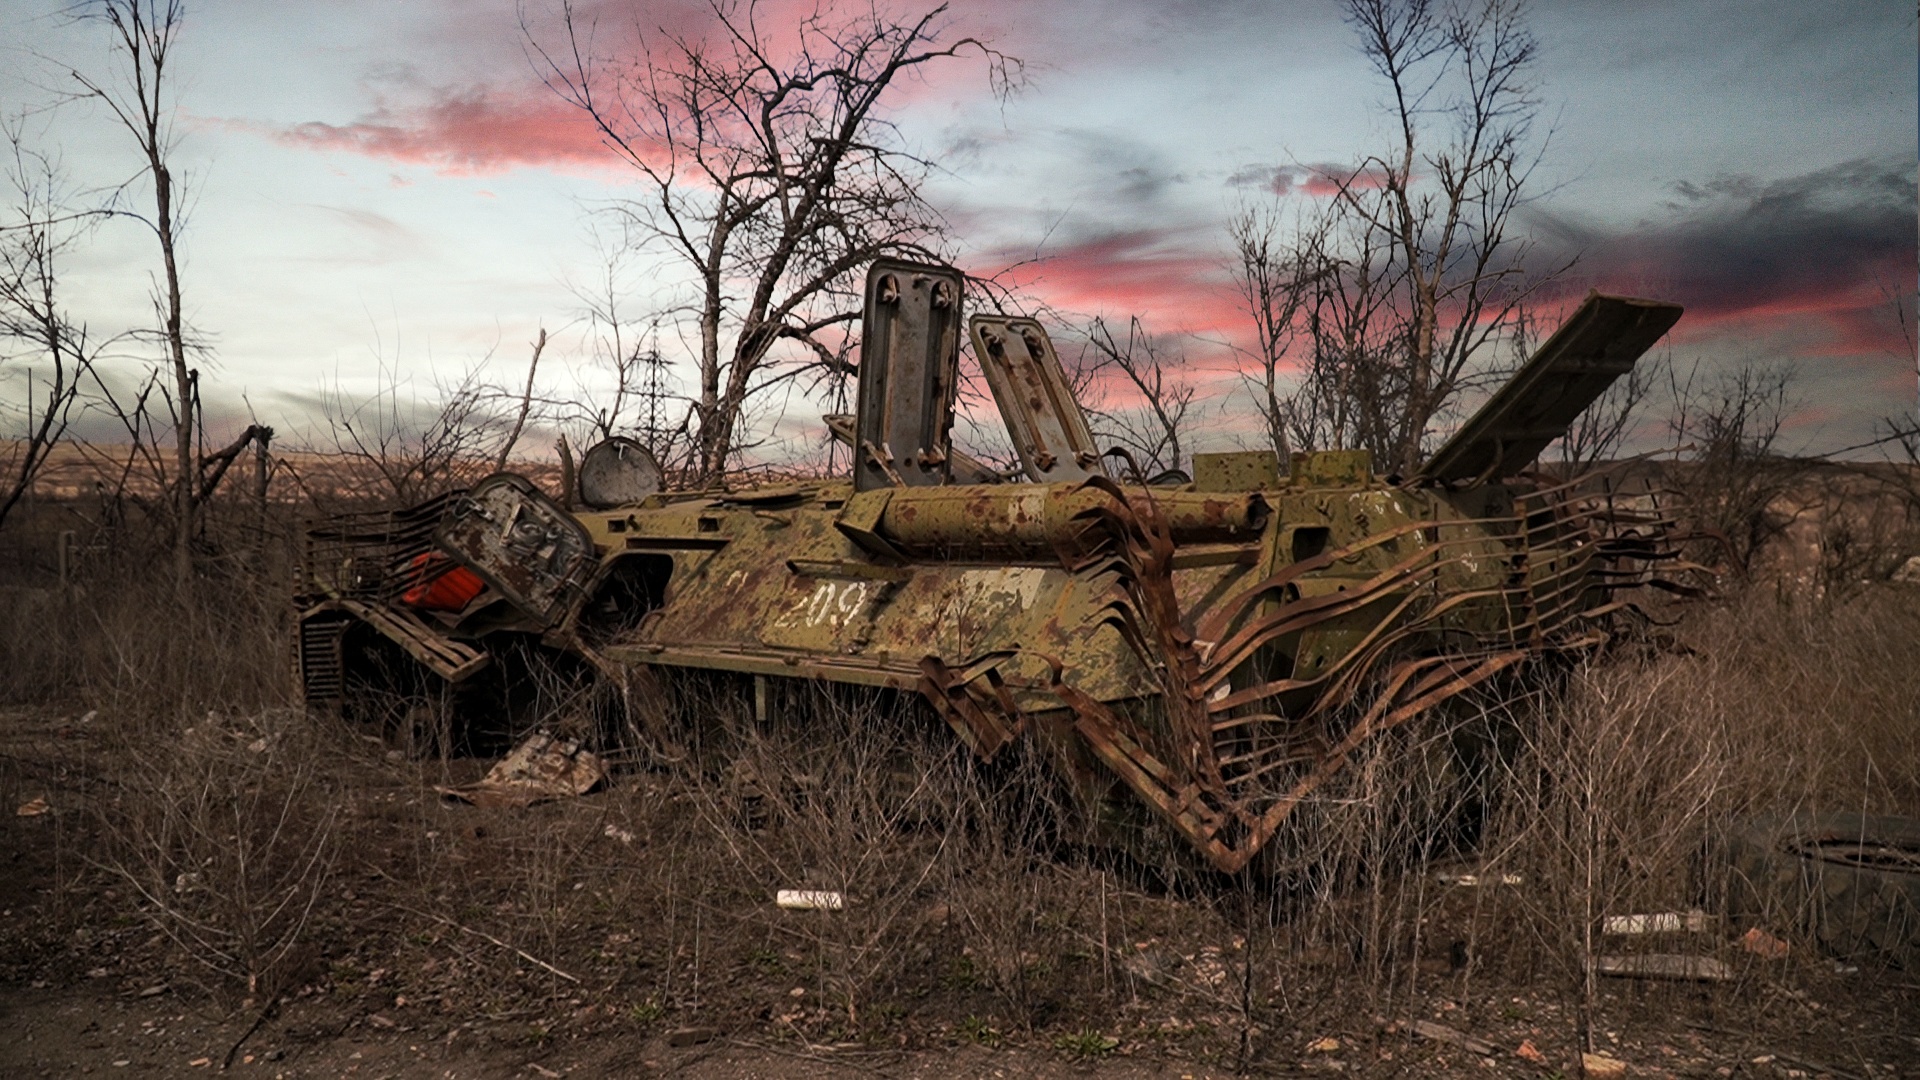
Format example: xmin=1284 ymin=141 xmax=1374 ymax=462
xmin=402 ymin=552 xmax=487 ymax=611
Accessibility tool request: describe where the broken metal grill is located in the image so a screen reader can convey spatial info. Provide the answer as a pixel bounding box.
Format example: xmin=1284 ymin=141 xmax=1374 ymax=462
xmin=1048 ymin=470 xmax=1695 ymax=873
xmin=297 ymin=492 xmax=464 ymax=606
xmin=295 ymin=609 xmax=355 ymax=702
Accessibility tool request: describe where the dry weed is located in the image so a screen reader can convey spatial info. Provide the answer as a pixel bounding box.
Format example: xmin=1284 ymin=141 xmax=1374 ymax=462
xmin=98 ymin=707 xmax=341 ymax=999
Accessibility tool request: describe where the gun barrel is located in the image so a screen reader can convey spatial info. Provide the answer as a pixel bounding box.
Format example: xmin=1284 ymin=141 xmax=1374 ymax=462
xmin=875 ymin=484 xmax=1268 ymax=557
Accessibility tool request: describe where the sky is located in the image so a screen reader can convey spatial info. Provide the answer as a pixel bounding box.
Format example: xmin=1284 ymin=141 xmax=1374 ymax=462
xmin=1 ymin=0 xmax=1915 ymax=463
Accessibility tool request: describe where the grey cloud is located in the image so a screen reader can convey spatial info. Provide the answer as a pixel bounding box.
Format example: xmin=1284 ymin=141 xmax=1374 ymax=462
xmin=1540 ymin=157 xmax=1916 ymax=324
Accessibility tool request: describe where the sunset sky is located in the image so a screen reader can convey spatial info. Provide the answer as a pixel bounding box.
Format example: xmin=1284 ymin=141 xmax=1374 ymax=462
xmin=2 ymin=0 xmax=1914 ymax=462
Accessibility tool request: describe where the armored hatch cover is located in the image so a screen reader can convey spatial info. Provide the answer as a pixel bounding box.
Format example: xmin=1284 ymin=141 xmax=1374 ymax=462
xmin=1418 ymin=293 xmax=1683 ymax=485
xmin=578 ymin=437 xmax=664 ymax=509
xmin=852 ymin=259 xmax=964 ymax=491
xmin=970 ymin=315 xmax=1104 ymax=483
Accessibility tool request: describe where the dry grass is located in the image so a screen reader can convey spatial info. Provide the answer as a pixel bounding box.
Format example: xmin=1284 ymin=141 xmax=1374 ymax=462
xmin=1 ymin=491 xmax=1916 ymax=1070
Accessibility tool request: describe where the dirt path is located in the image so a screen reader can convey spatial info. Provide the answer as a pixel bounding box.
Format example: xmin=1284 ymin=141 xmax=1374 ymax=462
xmin=7 ymin=977 xmax=1918 ymax=1079
xmin=0 ymin=983 xmax=1230 ymax=1078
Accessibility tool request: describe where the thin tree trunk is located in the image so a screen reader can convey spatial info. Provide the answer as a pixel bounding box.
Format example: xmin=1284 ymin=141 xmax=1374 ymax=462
xmin=495 ymin=327 xmax=547 ymax=471
xmin=153 ymin=152 xmax=193 ymax=587
xmin=253 ymin=427 xmax=271 ymax=566
xmin=554 ymin=435 xmax=575 ymax=509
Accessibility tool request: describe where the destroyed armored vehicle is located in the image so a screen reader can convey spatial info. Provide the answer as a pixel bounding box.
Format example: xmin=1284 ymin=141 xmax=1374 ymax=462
xmin=296 ymin=259 xmax=1683 ymax=873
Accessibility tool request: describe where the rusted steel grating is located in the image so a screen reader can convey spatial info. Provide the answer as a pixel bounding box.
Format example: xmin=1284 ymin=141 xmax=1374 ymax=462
xmin=299 ymin=491 xmax=465 ymax=605
xmin=997 ymin=471 xmax=1695 ymax=874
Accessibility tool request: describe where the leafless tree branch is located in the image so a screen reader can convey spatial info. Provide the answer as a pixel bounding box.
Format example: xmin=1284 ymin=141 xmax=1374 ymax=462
xmin=527 ymin=0 xmax=1019 ymax=482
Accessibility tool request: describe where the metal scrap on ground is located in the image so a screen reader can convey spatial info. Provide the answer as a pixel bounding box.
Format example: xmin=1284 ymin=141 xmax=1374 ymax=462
xmin=436 ymin=732 xmax=606 ymax=809
xmin=1405 ymin=1019 xmax=1497 ymax=1057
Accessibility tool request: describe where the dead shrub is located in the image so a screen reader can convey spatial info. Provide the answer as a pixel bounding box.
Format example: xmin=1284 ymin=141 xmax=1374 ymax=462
xmin=660 ymin=680 xmax=1111 ymax=1033
xmin=99 ymin=706 xmax=341 ymax=998
xmin=1433 ymin=584 xmax=1920 ymax=1049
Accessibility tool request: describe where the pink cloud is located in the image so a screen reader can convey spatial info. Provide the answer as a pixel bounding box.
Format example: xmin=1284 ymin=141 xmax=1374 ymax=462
xmin=989 ymin=229 xmax=1245 ymax=332
xmin=968 ymin=229 xmax=1281 ymax=411
xmin=264 ymin=87 xmax=615 ymax=175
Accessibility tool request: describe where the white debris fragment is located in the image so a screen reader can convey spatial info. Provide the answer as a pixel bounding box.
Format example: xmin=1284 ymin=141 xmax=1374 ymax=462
xmin=776 ymin=889 xmax=845 ymax=911
xmin=1602 ymin=909 xmax=1710 ymax=935
xmin=1437 ymin=872 xmax=1523 ymax=887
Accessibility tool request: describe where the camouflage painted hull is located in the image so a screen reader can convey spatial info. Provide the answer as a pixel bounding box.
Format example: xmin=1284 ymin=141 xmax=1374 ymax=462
xmin=294 ymin=264 xmax=1686 ymax=872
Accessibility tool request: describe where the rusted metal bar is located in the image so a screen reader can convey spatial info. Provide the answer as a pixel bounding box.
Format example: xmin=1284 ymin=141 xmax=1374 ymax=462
xmin=873 ymin=483 xmax=1267 ymax=557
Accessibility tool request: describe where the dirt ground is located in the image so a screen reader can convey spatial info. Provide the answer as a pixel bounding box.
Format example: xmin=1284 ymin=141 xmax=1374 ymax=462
xmin=4 ymin=703 xmax=1917 ymax=1079
xmin=0 ymin=984 xmax=1217 ymax=1078
xmin=3 ymin=974 xmax=1915 ymax=1078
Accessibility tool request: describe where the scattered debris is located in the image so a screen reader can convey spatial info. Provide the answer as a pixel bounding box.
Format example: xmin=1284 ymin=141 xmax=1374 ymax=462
xmin=776 ymin=889 xmax=845 ymax=911
xmin=14 ymin=796 xmax=49 ymax=817
xmin=1307 ymin=1037 xmax=1341 ymax=1053
xmin=602 ymin=823 xmax=635 ymax=844
xmin=1740 ymin=926 xmax=1791 ymax=959
xmin=1407 ymin=1019 xmax=1496 ymax=1057
xmin=1515 ymin=1038 xmax=1547 ymax=1064
xmin=1437 ymin=872 xmax=1523 ymax=887
xmin=436 ymin=732 xmax=606 ymax=809
xmin=1582 ymin=1051 xmax=1629 ymax=1077
xmin=1770 ymin=1048 xmax=1866 ymax=1080
xmin=137 ymin=984 xmax=167 ymax=998
xmin=1596 ymin=954 xmax=1731 ymax=981
xmin=1603 ymin=909 xmax=1710 ymax=934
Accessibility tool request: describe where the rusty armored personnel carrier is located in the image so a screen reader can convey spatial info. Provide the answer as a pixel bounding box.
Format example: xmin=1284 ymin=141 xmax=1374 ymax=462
xmin=295 ymin=260 xmax=1683 ymax=873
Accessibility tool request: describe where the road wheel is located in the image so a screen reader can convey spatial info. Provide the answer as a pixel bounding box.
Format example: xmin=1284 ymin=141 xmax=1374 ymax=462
xmin=1724 ymin=812 xmax=1920 ymax=971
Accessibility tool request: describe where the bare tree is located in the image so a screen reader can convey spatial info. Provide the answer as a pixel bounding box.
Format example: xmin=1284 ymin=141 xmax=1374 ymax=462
xmin=1260 ymin=203 xmax=1408 ymax=460
xmin=69 ymin=0 xmax=200 ymax=584
xmin=494 ymin=327 xmax=549 ymax=471
xmin=1236 ymin=0 xmax=1557 ymax=475
xmin=530 ymin=0 xmax=1016 ymax=483
xmin=0 ymin=119 xmax=102 ymax=531
xmin=314 ymin=367 xmax=505 ymax=505
xmin=560 ymin=233 xmax=687 ymax=470
xmin=1666 ymin=359 xmax=1799 ymax=572
xmin=1079 ymin=315 xmax=1196 ymax=479
xmin=1228 ymin=204 xmax=1317 ymax=460
xmin=570 ymin=238 xmax=647 ymax=444
xmin=1866 ymin=274 xmax=1920 ymax=461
